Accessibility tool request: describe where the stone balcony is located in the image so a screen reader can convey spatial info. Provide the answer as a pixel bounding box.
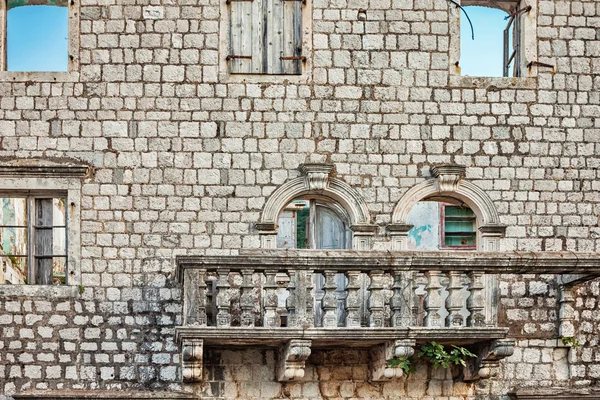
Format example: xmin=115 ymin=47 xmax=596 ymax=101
xmin=175 ymin=250 xmax=600 ymax=383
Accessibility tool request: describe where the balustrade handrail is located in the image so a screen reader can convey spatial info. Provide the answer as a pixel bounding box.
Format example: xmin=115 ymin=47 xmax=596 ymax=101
xmin=176 ymin=249 xmax=600 ymax=282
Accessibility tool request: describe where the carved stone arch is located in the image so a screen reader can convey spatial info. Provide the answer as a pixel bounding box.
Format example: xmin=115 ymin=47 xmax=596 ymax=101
xmin=388 ymin=165 xmax=506 ymax=252
xmin=257 ymin=164 xmax=377 ymax=250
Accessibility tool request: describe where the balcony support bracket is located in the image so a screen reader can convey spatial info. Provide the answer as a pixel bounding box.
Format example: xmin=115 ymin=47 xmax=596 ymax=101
xmin=463 ymin=338 xmax=515 ymax=381
xmin=182 ymin=339 xmax=204 ymax=382
xmin=277 ymin=339 xmax=312 ymax=382
xmin=370 ymin=339 xmax=416 ymax=382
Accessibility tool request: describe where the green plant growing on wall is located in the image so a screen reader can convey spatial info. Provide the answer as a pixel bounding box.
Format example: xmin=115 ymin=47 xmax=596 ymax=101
xmin=418 ymin=341 xmax=477 ymax=369
xmin=78 ymin=285 xmax=85 ymax=295
xmin=387 ymin=356 xmax=416 ymax=375
xmin=561 ymin=336 xmax=580 ymax=348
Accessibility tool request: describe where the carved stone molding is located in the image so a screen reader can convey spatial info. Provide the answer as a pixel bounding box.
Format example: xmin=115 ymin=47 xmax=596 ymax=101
xmin=258 ymin=163 xmax=373 ymax=249
xmin=299 ymin=163 xmax=334 ymax=191
xmin=370 ymin=339 xmax=416 ymax=381
xmin=463 ymin=338 xmax=515 ymax=381
xmin=431 ymin=164 xmax=466 ymax=192
xmin=390 ymin=164 xmax=505 ymax=252
xmin=0 ymin=158 xmax=91 ymax=178
xmin=277 ymin=339 xmax=312 ymax=381
xmin=181 ymin=339 xmax=203 ymax=382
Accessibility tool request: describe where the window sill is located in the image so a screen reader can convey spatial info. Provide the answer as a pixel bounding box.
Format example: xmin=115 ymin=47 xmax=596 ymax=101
xmin=0 ymin=284 xmax=79 ymax=298
xmin=218 ymin=71 xmax=310 ymax=85
xmin=448 ymin=75 xmax=537 ymax=90
xmin=0 ymin=71 xmax=79 ymax=83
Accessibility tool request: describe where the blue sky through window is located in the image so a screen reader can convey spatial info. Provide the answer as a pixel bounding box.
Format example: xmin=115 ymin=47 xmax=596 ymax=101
xmin=460 ymin=6 xmax=510 ymax=77
xmin=7 ymin=6 xmax=68 ymax=72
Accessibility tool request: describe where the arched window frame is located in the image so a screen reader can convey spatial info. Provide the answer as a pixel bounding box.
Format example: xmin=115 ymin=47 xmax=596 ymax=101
xmin=389 ymin=164 xmax=506 ymax=252
xmin=257 ymin=163 xmax=377 ymax=250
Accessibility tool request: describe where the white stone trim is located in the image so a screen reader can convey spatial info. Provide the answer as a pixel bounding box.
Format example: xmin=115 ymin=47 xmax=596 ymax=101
xmin=258 ymin=164 xmax=374 ymax=249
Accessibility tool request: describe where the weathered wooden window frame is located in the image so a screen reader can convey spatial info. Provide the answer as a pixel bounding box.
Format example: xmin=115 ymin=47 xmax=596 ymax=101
xmin=0 ymin=177 xmax=82 ymax=288
xmin=0 ymin=0 xmax=79 ymax=82
xmin=0 ymin=193 xmax=68 ymax=285
xmin=440 ymin=203 xmax=477 ymax=250
xmin=227 ymin=0 xmax=305 ymax=75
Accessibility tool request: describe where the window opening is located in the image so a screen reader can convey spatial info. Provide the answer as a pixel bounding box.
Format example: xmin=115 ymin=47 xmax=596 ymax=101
xmin=460 ymin=6 xmax=511 ymax=77
xmin=0 ymin=195 xmax=67 ymax=285
xmin=6 ymin=3 xmax=68 ymax=72
xmin=406 ymin=201 xmax=477 ymax=251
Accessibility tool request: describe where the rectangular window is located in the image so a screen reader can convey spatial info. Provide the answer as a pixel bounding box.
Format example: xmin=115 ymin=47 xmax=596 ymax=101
xmin=228 ymin=0 xmax=304 ymax=74
xmin=0 ymin=0 xmax=79 ymax=77
xmin=441 ymin=205 xmax=476 ymax=249
xmin=0 ymin=195 xmax=68 ymax=285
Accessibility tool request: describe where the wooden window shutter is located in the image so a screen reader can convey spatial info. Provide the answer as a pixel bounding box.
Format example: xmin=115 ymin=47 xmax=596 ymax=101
xmin=228 ymin=0 xmax=255 ymax=73
xmin=229 ymin=0 xmax=303 ymax=74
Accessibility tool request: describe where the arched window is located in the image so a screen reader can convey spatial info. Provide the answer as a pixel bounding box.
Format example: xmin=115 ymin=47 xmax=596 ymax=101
xmin=276 ymin=198 xmax=351 ymax=250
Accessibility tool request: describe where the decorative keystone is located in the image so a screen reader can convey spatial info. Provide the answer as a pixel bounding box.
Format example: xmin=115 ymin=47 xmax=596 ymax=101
xmin=182 ymin=339 xmax=203 ymax=382
xmin=278 ymin=339 xmax=312 ymax=381
xmin=299 ymin=163 xmax=334 ymax=191
xmin=463 ymin=338 xmax=515 ymax=381
xmin=370 ymin=339 xmax=416 ymax=382
xmin=431 ymin=164 xmax=466 ymax=192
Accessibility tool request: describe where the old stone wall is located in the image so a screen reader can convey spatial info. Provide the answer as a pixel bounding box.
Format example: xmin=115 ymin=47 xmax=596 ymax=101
xmin=0 ymin=0 xmax=599 ymax=397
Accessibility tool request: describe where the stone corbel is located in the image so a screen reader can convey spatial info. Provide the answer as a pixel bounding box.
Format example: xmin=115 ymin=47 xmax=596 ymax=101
xmin=182 ymin=339 xmax=204 ymax=382
xmin=463 ymin=338 xmax=515 ymax=381
xmin=278 ymin=339 xmax=312 ymax=381
xmin=299 ymin=163 xmax=334 ymax=191
xmin=370 ymin=339 xmax=416 ymax=382
xmin=431 ymin=164 xmax=466 ymax=193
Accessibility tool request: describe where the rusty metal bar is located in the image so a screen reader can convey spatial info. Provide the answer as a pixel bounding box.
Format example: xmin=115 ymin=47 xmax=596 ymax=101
xmin=280 ymin=0 xmax=306 ymax=3
xmin=280 ymin=56 xmax=307 ymax=61
xmin=226 ymin=55 xmax=252 ymax=60
xmin=505 ymin=5 xmax=532 ymax=19
xmin=527 ymin=61 xmax=555 ymax=70
xmin=225 ymin=0 xmax=253 ymax=4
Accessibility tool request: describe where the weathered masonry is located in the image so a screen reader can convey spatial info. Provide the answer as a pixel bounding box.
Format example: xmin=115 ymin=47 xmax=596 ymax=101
xmin=0 ymin=0 xmax=600 ymax=398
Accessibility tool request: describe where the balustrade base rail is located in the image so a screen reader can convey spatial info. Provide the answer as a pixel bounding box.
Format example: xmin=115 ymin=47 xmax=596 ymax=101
xmin=175 ymin=326 xmax=509 ymax=347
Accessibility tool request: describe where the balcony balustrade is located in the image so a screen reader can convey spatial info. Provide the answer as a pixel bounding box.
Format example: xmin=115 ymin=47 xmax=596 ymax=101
xmin=175 ymin=249 xmax=600 ymax=383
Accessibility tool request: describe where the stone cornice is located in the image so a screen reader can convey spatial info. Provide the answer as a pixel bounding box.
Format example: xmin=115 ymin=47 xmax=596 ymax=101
xmin=0 ymin=159 xmax=91 ymax=178
xmin=176 ymin=249 xmax=600 ymax=282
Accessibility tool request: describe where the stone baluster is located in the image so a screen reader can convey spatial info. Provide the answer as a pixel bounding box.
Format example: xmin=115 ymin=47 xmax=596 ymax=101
xmin=286 ymin=271 xmax=297 ymax=327
xmin=391 ymin=271 xmax=414 ymax=327
xmin=305 ymin=270 xmax=315 ymax=328
xmin=345 ymin=270 xmax=361 ymax=328
xmin=424 ymin=270 xmax=443 ymax=327
xmin=467 ymin=271 xmax=486 ymax=327
xmin=240 ymin=269 xmax=255 ymax=327
xmin=445 ymin=271 xmax=465 ymax=327
xmin=264 ymin=269 xmax=279 ymax=327
xmin=368 ymin=270 xmax=385 ymax=327
xmin=215 ymin=268 xmax=231 ymax=327
xmin=184 ymin=268 xmax=208 ymax=326
xmin=321 ymin=270 xmax=338 ymax=328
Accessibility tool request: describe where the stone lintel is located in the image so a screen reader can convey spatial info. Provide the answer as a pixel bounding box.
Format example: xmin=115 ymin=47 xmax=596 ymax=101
xmin=255 ymin=222 xmax=278 ymax=233
xmin=0 ymin=159 xmax=91 ymax=178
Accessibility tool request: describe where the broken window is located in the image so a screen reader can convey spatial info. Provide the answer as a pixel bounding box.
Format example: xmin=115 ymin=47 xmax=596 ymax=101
xmin=2 ymin=0 xmax=70 ymax=72
xmin=0 ymin=195 xmax=67 ymax=285
xmin=228 ymin=0 xmax=304 ymax=74
xmin=458 ymin=2 xmax=533 ymax=77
